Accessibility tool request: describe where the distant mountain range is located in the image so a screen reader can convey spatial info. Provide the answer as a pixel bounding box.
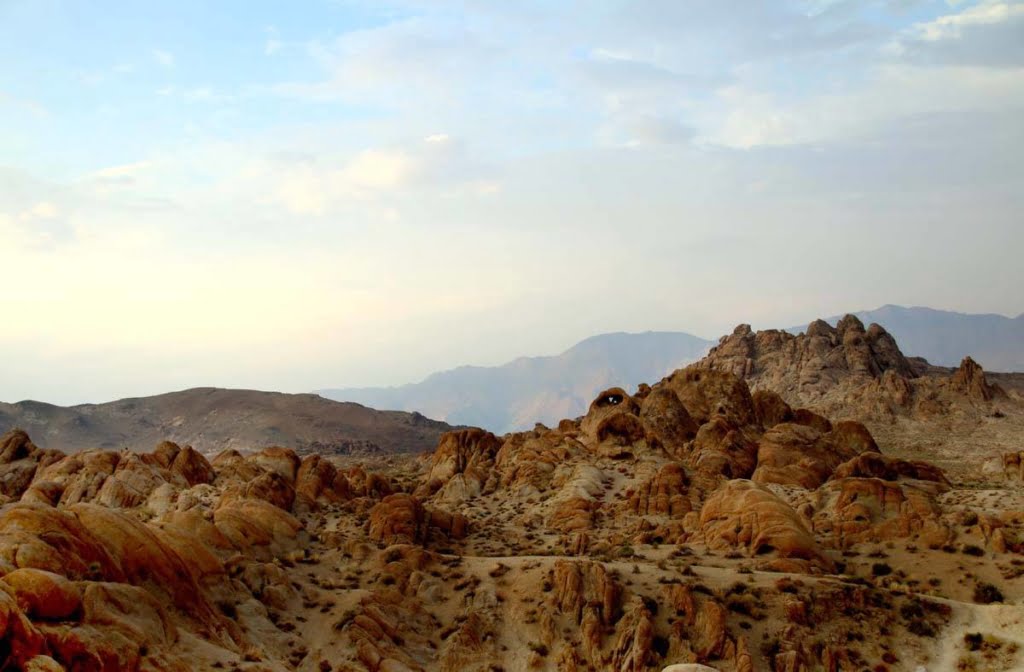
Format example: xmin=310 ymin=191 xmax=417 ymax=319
xmin=5 ymin=305 xmax=1019 ymax=452
xmin=321 ymin=305 xmax=1023 ymax=434
xmin=787 ymin=305 xmax=1024 ymax=373
xmin=319 ymin=331 xmax=714 ymax=434
xmin=0 ymin=387 xmax=452 ymax=455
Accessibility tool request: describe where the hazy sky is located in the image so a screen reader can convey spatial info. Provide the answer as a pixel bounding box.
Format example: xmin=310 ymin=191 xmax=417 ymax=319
xmin=2 ymin=0 xmax=1023 ymax=404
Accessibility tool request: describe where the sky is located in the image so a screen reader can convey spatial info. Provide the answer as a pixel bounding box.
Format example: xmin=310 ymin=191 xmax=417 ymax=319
xmin=1 ymin=0 xmax=1023 ymax=404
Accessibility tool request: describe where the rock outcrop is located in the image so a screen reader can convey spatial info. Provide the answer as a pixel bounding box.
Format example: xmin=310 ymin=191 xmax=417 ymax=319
xmin=698 ymin=480 xmax=833 ymax=572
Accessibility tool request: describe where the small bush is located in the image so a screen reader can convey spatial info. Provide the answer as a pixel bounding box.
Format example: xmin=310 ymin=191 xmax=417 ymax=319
xmin=973 ymin=582 xmax=1004 ymax=604
xmin=907 ymin=619 xmax=936 ymax=637
xmin=872 ymin=563 xmax=893 ymax=577
xmin=527 ymin=642 xmax=549 ymax=657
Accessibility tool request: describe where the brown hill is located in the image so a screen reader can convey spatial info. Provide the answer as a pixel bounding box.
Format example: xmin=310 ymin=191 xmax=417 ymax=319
xmin=0 ymin=387 xmax=452 ymax=456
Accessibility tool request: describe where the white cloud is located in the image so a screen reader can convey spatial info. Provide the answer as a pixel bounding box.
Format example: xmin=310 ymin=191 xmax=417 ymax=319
xmin=891 ymin=0 xmax=1024 ymax=66
xmin=914 ymin=1 xmax=1024 ymax=41
xmin=19 ymin=202 xmax=59 ymax=221
xmin=152 ymin=49 xmax=175 ymax=67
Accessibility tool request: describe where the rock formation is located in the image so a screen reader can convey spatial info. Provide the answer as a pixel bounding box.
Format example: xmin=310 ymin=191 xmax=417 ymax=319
xmin=0 ymin=315 xmax=1020 ymax=671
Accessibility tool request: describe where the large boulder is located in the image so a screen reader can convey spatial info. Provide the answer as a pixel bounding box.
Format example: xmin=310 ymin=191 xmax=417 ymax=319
xmin=549 ymin=559 xmax=621 ymax=626
xmin=698 ymin=480 xmax=833 ymax=572
xmin=805 ymin=477 xmax=951 ymax=548
xmin=367 ymin=494 xmax=467 ymax=546
xmin=663 ymin=368 xmax=757 ymax=427
xmin=639 ymin=387 xmax=699 ymax=457
xmin=950 ymin=356 xmax=1002 ymax=401
xmin=752 ymin=421 xmax=878 ymax=489
xmin=0 ymin=568 xmax=81 ymax=621
xmin=627 ymin=463 xmax=691 ymax=517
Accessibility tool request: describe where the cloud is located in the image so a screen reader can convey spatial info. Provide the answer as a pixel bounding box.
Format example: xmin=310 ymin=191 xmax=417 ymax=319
xmin=893 ymin=1 xmax=1024 ymax=66
xmin=152 ymin=49 xmax=175 ymax=67
xmin=0 ymin=91 xmax=48 ymax=117
xmin=2 ymin=0 xmax=1024 ymax=403
xmin=265 ymin=25 xmax=282 ymax=55
xmin=0 ymin=201 xmax=73 ymax=250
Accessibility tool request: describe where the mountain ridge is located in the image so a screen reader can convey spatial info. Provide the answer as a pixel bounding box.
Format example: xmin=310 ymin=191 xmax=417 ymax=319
xmin=0 ymin=386 xmax=452 ymax=455
xmin=319 ymin=330 xmax=715 ymax=433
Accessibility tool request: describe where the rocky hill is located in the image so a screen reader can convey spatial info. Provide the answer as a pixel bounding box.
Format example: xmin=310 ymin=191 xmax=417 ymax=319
xmin=320 ymin=331 xmax=713 ymax=433
xmin=0 ymin=351 xmax=1021 ymax=671
xmin=0 ymin=387 xmax=452 ymax=456
xmin=791 ymin=305 xmax=1024 ymax=373
xmin=696 ymin=315 xmax=1024 ymax=479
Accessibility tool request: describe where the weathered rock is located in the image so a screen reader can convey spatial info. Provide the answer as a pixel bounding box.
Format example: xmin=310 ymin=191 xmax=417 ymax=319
xmin=244 ymin=470 xmax=296 ymax=511
xmin=752 ymin=390 xmax=793 ymax=429
xmin=950 ymin=356 xmax=1001 ymax=401
xmin=0 ymin=589 xmax=46 ymax=667
xmin=295 ymin=454 xmax=351 ymax=506
xmin=628 ymin=463 xmax=691 ymax=517
xmin=830 ymin=452 xmax=949 ymax=485
xmin=214 ymin=497 xmax=303 ymax=559
xmin=0 ymin=568 xmax=81 ymax=621
xmin=609 ymin=597 xmax=655 ymax=672
xmin=427 ymin=428 xmax=502 ymax=485
xmin=1004 ymin=451 xmax=1024 ymax=482
xmin=689 ymin=416 xmax=758 ymax=480
xmin=806 ymin=477 xmax=950 ymax=548
xmin=695 ymin=317 xmax=917 ymax=408
xmin=169 ymin=446 xmax=215 ymax=486
xmin=752 ymin=422 xmax=876 ymax=489
xmin=698 ymin=480 xmax=832 ymax=571
xmin=250 ymin=446 xmax=301 ymax=483
xmin=639 ymin=387 xmax=700 ymax=457
xmin=550 ymin=560 xmax=621 ymax=626
xmin=664 ymin=368 xmax=757 ymax=427
xmin=367 ymin=494 xmax=466 ymax=546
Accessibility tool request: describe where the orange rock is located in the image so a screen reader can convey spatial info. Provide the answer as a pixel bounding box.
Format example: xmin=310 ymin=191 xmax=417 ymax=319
xmin=0 ymin=589 xmax=46 ymax=666
xmin=68 ymin=503 xmax=221 ymax=627
xmin=0 ymin=568 xmax=81 ymax=621
xmin=427 ymin=429 xmax=502 ymax=485
xmin=753 ymin=421 xmax=875 ymax=489
xmin=549 ymin=560 xmax=621 ymax=626
xmin=0 ymin=503 xmax=122 ymax=580
xmin=830 ymin=452 xmax=948 ymax=484
xmin=808 ymin=477 xmax=949 ymax=548
xmin=244 ymin=470 xmax=296 ymax=511
xmin=950 ymin=356 xmax=1002 ymax=401
xmin=698 ymin=480 xmax=833 ymax=571
xmin=548 ymin=497 xmax=598 ymax=532
xmin=250 ymin=446 xmax=301 ymax=483
xmin=689 ymin=416 xmax=758 ymax=480
xmin=752 ymin=390 xmax=793 ymax=428
xmin=664 ymin=367 xmax=758 ymax=427
xmin=639 ymin=387 xmax=699 ymax=457
xmin=295 ymin=454 xmax=351 ymax=506
xmin=628 ymin=463 xmax=691 ymax=517
xmin=609 ymin=598 xmax=654 ymax=672
xmin=169 ymin=446 xmax=215 ymax=486
xmin=214 ymin=497 xmax=303 ymax=559
xmin=367 ymin=494 xmax=466 ymax=546
xmin=35 ymin=450 xmax=120 ymax=506
xmin=1003 ymin=451 xmax=1024 ymax=482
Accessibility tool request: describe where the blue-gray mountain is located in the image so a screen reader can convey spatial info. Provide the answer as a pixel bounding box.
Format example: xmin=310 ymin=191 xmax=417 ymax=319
xmin=318 ymin=332 xmax=714 ymax=434
xmin=320 ymin=306 xmax=1023 ymax=434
